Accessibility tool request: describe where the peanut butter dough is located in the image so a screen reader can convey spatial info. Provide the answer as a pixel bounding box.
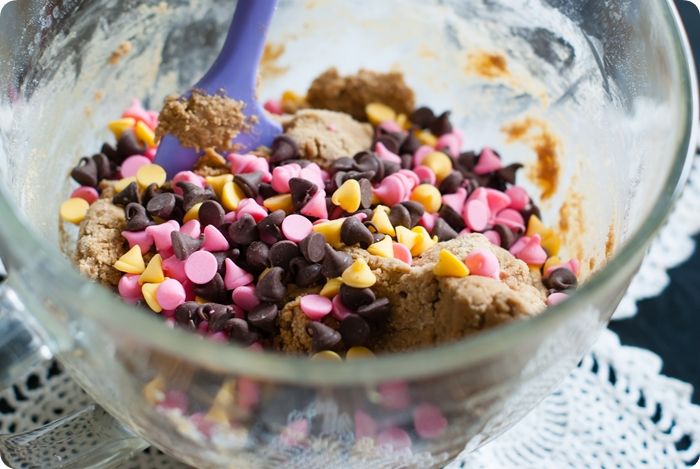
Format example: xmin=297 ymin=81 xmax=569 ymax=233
xmin=306 ymin=68 xmax=416 ymax=121
xmin=282 ymin=109 xmax=372 ymax=168
xmin=156 ymin=90 xmax=250 ymax=152
xmin=274 ymin=234 xmax=546 ymax=354
xmin=73 ymin=198 xmax=127 ymax=286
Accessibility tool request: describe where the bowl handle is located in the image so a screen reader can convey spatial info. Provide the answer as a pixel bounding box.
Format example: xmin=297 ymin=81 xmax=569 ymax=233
xmin=0 ymin=272 xmax=149 ymax=468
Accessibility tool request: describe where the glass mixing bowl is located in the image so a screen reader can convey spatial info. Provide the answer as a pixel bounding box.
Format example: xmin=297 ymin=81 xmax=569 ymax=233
xmin=0 ymin=0 xmax=696 ymax=467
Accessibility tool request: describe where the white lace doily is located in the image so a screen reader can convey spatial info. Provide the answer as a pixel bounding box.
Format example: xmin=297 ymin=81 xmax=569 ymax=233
xmin=1 ymin=146 xmax=698 ymax=468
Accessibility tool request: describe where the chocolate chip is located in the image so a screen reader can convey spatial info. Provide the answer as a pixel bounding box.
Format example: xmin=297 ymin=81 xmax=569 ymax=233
xmin=400 ymin=201 xmax=424 ymax=228
xmin=259 ymin=183 xmax=278 ymax=200
xmin=374 ymin=134 xmax=401 ymax=154
xmin=113 ymin=181 xmax=141 ymax=206
xmin=410 ymin=106 xmax=435 ymax=129
xmin=401 ymin=153 xmax=414 ymax=170
xmin=429 ymin=111 xmax=453 ymax=136
xmin=174 ymin=301 xmax=201 ymax=329
xmin=176 ymin=182 xmax=214 ymax=211
xmin=338 ymin=169 xmax=377 ymax=186
xmin=341 ymin=217 xmax=374 ymax=248
xmin=245 ymin=241 xmax=270 ymax=272
xmin=193 ymin=273 xmax=226 ymax=302
xmin=357 ymin=298 xmax=391 ymax=322
xmin=381 ymin=160 xmax=401 ymax=178
xmin=248 ymin=303 xmax=278 ymax=333
xmin=198 ymin=200 xmax=225 ymax=227
xmin=145 ymin=192 xmax=175 ymax=218
xmin=359 ymin=178 xmax=373 ymax=209
xmin=497 ymin=163 xmax=523 ymax=185
xmin=100 ymin=142 xmax=118 ymax=163
xmin=521 ymin=203 xmax=541 ymax=224
xmin=256 ymin=267 xmax=286 ymax=302
xmin=71 ymin=157 xmax=98 ymax=187
xmin=400 ymin=131 xmax=421 ymax=155
xmin=438 ymin=171 xmax=464 ymax=195
xmin=212 ymin=251 xmax=228 ymax=273
xmin=295 ymin=263 xmax=324 ymax=288
xmin=115 ymin=130 xmax=146 ymax=163
xmin=389 ymin=204 xmax=411 ymax=229
xmin=205 ymin=304 xmax=234 ymax=333
xmin=544 ymin=268 xmax=578 ymax=291
xmin=339 ymin=285 xmax=375 ymax=310
xmin=141 ymin=183 xmax=160 ymax=206
xmin=234 ymin=172 xmax=263 ymax=198
xmin=372 ymin=232 xmax=385 ymax=243
xmin=493 ymin=224 xmax=516 ymax=250
xmin=171 ymin=231 xmax=203 ymax=260
xmin=331 ymin=157 xmax=356 ymax=173
xmin=289 ymin=178 xmax=318 ymax=211
xmin=320 ymin=244 xmax=353 ymax=278
xmin=299 ymin=233 xmax=326 ymax=263
xmin=93 ymin=153 xmax=112 ymax=180
xmin=228 ymin=214 xmax=259 ymax=246
xmin=257 ymin=210 xmax=285 ymax=244
xmin=432 ymin=218 xmax=459 ymax=242
xmin=288 ymin=256 xmax=309 ymax=278
xmin=456 ymin=151 xmax=477 ymax=174
xmin=439 ymin=204 xmax=466 ymax=232
xmin=354 ymin=152 xmax=382 ymax=182
xmin=306 ymin=321 xmax=342 ymax=351
xmin=269 ymin=240 xmax=300 ymax=269
xmin=124 ymin=203 xmax=154 ymax=231
xmin=227 ymin=318 xmax=259 ymax=346
xmin=270 ymin=135 xmax=298 ymax=164
xmin=339 ymin=314 xmax=370 ymax=347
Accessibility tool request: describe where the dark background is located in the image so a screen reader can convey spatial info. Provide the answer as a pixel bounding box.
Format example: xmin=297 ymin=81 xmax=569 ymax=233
xmin=610 ymin=0 xmax=700 ymax=404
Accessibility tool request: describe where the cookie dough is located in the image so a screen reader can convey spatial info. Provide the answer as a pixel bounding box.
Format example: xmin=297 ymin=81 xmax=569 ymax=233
xmin=306 ymin=68 xmax=416 ymax=121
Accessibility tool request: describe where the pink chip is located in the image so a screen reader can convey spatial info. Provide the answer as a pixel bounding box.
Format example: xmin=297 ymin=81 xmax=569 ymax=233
xmin=202 ymin=225 xmax=229 ymax=252
xmin=413 ymin=145 xmax=434 ymax=167
xmin=162 ymin=255 xmax=187 ymax=283
xmin=232 ymin=285 xmax=260 ymax=311
xmin=413 ymin=165 xmax=436 ymax=185
xmin=156 ymin=278 xmax=186 ymax=310
xmin=374 ymin=142 xmax=402 ymax=164
xmin=393 ymin=242 xmax=413 ymax=265
xmin=271 ymin=163 xmax=301 ymax=193
xmin=118 ymin=274 xmax=142 ymax=301
xmin=436 ymin=132 xmax=460 ymax=156
xmin=122 ymin=230 xmax=154 ymax=253
xmin=120 ymin=155 xmax=151 ymax=178
xmin=300 ymin=294 xmax=332 ymax=321
xmin=473 ymin=147 xmax=502 ymax=175
xmin=238 ymin=377 xmax=260 ymax=409
xmin=224 ymin=258 xmax=253 ymax=290
xmin=485 ymin=188 xmax=511 ymax=215
xmin=145 ymin=220 xmax=180 ymax=252
xmin=378 ymin=380 xmax=410 ymax=410
xmin=236 ymin=198 xmax=268 ymax=222
xmin=465 ymin=248 xmax=500 ymax=280
xmin=546 ymin=259 xmax=580 ymax=277
xmin=419 ymin=212 xmax=438 ymax=233
xmin=373 ymin=175 xmax=406 ymax=206
xmin=494 ymin=208 xmax=525 ymax=232
xmin=354 ymin=410 xmax=378 ymax=440
xmin=184 ymin=250 xmax=218 ymax=284
xmin=180 ymin=219 xmax=201 ymax=239
xmin=483 ymin=229 xmax=501 ymax=246
xmin=282 ymin=214 xmax=313 ymax=242
xmin=413 ymin=403 xmax=448 ymax=440
xmin=442 ymin=188 xmax=467 ymax=214
xmin=506 ymin=186 xmax=529 ymax=211
xmin=299 ymin=163 xmax=324 ymax=188
xmin=144 ymin=147 xmax=157 ymax=161
xmin=331 ymin=295 xmax=352 ymax=321
xmin=300 ymin=189 xmax=328 ymax=219
xmin=171 ymin=171 xmax=205 ymax=195
xmin=377 ymin=427 xmax=412 ymax=451
xmin=379 ymin=120 xmax=403 ymax=133
xmin=509 ymin=234 xmax=547 ymax=266
xmin=122 ymin=99 xmax=150 ymax=124
xmin=547 ymin=292 xmax=569 ymax=306
xmin=263 ymin=98 xmax=283 ymax=115
xmin=464 ymin=199 xmax=490 ymax=232
xmin=71 ymin=186 xmax=99 ymax=204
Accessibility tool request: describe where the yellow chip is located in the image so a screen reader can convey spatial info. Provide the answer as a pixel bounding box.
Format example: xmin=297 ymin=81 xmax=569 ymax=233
xmin=114 ymin=177 xmax=137 ymax=193
xmin=341 ymin=258 xmax=376 ymax=288
xmin=312 ymin=218 xmax=345 ymax=248
xmin=263 ymin=193 xmax=294 ymax=212
xmin=135 ymin=120 xmax=156 ymax=147
xmin=433 ymin=249 xmax=470 ymax=278
xmin=542 ymin=232 xmax=562 ymax=256
xmin=346 ymin=346 xmax=375 ymax=360
xmin=195 ymin=296 xmax=209 ymax=304
xmin=136 ymin=164 xmax=166 ymax=189
xmin=542 ymin=256 xmax=562 ymax=276
xmin=415 ymin=129 xmax=437 ymax=147
xmin=221 ymin=180 xmax=245 ymax=211
xmin=183 ymin=202 xmax=203 ymax=223
xmin=422 ymin=151 xmax=453 ymax=181
xmin=114 ymin=245 xmax=146 ymax=274
xmin=395 ymin=226 xmax=418 ymax=251
xmin=311 ymin=350 xmax=343 ymax=362
xmin=141 ymin=282 xmax=162 ymax=313
xmin=371 ymin=205 xmax=395 ymax=236
xmin=410 ymin=184 xmax=442 ymax=213
xmin=205 ymin=174 xmax=234 ymax=198
xmin=365 ymin=102 xmax=396 ymax=126
xmin=108 ymin=117 xmax=135 ymax=139
xmin=367 ymin=236 xmax=394 ymax=258
xmin=139 ymin=254 xmax=165 ymax=285
xmin=396 ymin=113 xmax=409 ymax=130
xmin=60 ymin=197 xmax=90 ymax=224
xmin=319 ymin=278 xmax=343 ymax=298
xmin=410 ymin=226 xmax=436 ymax=256
xmin=331 ymin=179 xmax=362 ymax=213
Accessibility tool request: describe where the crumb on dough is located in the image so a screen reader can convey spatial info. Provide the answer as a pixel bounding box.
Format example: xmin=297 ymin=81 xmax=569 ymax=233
xmin=306 ymin=68 xmax=415 ymax=121
xmin=282 ymin=109 xmax=373 ymax=168
xmin=156 ymin=90 xmax=250 ymax=152
xmin=108 ymin=41 xmax=133 ymax=65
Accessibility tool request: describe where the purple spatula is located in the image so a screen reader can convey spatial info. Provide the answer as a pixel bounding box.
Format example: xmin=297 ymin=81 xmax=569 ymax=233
xmin=154 ymin=0 xmax=281 ymax=177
